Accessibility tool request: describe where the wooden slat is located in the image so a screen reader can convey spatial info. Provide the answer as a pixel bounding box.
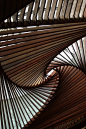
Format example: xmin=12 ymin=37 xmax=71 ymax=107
xmin=32 ymin=0 xmax=40 ymax=21
xmin=26 ymin=2 xmax=33 ymax=22
xmin=84 ymin=7 xmax=86 ymax=18
xmin=65 ymin=0 xmax=74 ymax=19
xmin=13 ymin=13 xmax=17 ymax=22
xmin=60 ymin=0 xmax=68 ymax=19
xmin=19 ymin=7 xmax=25 ymax=22
xmin=43 ymin=0 xmax=52 ymax=20
xmin=49 ymin=0 xmax=57 ymax=20
xmin=75 ymin=0 xmax=82 ymax=18
xmin=70 ymin=0 xmax=78 ymax=18
xmin=37 ymin=0 xmax=46 ymax=21
xmin=55 ymin=0 xmax=63 ymax=19
xmin=79 ymin=0 xmax=86 ymax=18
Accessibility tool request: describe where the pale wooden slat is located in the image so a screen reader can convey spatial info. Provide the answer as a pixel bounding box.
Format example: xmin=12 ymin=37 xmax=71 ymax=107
xmin=79 ymin=0 xmax=86 ymax=18
xmin=32 ymin=0 xmax=40 ymax=21
xmin=75 ymin=0 xmax=82 ymax=18
xmin=26 ymin=2 xmax=33 ymax=22
xmin=37 ymin=0 xmax=46 ymax=21
xmin=19 ymin=7 xmax=25 ymax=22
xmin=13 ymin=13 xmax=17 ymax=22
xmin=55 ymin=0 xmax=63 ymax=19
xmin=43 ymin=0 xmax=52 ymax=20
xmin=65 ymin=0 xmax=74 ymax=19
xmin=70 ymin=0 xmax=78 ymax=18
xmin=60 ymin=0 xmax=68 ymax=19
xmin=49 ymin=0 xmax=57 ymax=20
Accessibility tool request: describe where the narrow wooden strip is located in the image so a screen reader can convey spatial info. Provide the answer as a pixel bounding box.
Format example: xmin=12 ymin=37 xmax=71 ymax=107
xmin=32 ymin=0 xmax=40 ymax=21
xmin=43 ymin=0 xmax=52 ymax=20
xmin=60 ymin=0 xmax=68 ymax=19
xmin=49 ymin=0 xmax=57 ymax=20
xmin=19 ymin=7 xmax=25 ymax=22
xmin=65 ymin=0 xmax=74 ymax=19
xmin=70 ymin=0 xmax=78 ymax=18
xmin=55 ymin=0 xmax=63 ymax=19
xmin=26 ymin=2 xmax=33 ymax=22
xmin=75 ymin=0 xmax=82 ymax=18
xmin=37 ymin=0 xmax=46 ymax=21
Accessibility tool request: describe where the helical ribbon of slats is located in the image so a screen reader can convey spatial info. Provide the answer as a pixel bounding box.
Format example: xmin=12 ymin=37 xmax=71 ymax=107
xmin=0 ymin=22 xmax=86 ymax=87
xmin=0 ymin=68 xmax=59 ymax=129
xmin=0 ymin=34 xmax=86 ymax=129
xmin=0 ymin=0 xmax=86 ymax=29
xmin=0 ymin=1 xmax=86 ymax=129
xmin=30 ymin=66 xmax=86 ymax=129
xmin=28 ymin=38 xmax=86 ymax=129
xmin=46 ymin=36 xmax=86 ymax=74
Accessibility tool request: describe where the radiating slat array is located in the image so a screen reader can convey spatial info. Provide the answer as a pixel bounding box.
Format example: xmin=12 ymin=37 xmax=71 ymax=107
xmin=46 ymin=37 xmax=86 ymax=74
xmin=28 ymin=65 xmax=86 ymax=129
xmin=0 ymin=68 xmax=59 ymax=129
xmin=0 ymin=22 xmax=86 ymax=87
xmin=0 ymin=1 xmax=86 ymax=129
xmin=0 ymin=0 xmax=86 ymax=29
xmin=27 ymin=36 xmax=86 ymax=129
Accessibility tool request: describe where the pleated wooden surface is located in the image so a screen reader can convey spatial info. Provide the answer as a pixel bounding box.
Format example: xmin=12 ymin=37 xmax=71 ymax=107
xmin=0 ymin=22 xmax=86 ymax=87
xmin=0 ymin=68 xmax=59 ymax=129
xmin=0 ymin=0 xmax=86 ymax=29
xmin=28 ymin=66 xmax=86 ymax=129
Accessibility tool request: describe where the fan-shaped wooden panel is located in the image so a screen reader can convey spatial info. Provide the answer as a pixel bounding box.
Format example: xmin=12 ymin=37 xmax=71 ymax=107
xmin=28 ymin=66 xmax=86 ymax=129
xmin=0 ymin=68 xmax=59 ymax=129
xmin=27 ymin=37 xmax=86 ymax=129
xmin=0 ymin=1 xmax=86 ymax=129
xmin=46 ymin=36 xmax=86 ymax=74
xmin=0 ymin=22 xmax=86 ymax=87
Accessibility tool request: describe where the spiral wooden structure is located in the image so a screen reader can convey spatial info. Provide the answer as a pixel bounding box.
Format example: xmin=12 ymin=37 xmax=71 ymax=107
xmin=0 ymin=0 xmax=86 ymax=129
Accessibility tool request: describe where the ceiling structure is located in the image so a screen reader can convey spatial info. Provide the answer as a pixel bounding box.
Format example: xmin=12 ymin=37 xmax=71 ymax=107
xmin=0 ymin=0 xmax=86 ymax=28
xmin=0 ymin=0 xmax=86 ymax=129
